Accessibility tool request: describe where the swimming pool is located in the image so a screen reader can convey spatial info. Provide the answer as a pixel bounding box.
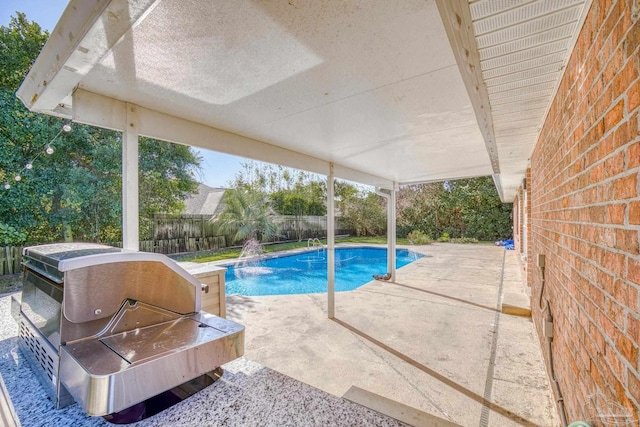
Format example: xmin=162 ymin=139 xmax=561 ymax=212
xmin=224 ymin=246 xmax=423 ymax=296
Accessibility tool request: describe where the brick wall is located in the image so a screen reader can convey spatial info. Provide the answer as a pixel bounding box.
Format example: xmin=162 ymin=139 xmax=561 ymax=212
xmin=528 ymin=0 xmax=640 ymax=422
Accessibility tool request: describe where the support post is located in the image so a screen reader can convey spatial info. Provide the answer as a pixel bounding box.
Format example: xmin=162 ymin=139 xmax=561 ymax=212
xmin=327 ymin=163 xmax=335 ymax=319
xmin=122 ymin=103 xmax=139 ymax=251
xmin=389 ymin=183 xmax=397 ymax=281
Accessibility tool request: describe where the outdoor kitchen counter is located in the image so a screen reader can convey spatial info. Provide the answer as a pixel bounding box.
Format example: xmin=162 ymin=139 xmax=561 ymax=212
xmin=0 ymin=294 xmax=406 ymax=427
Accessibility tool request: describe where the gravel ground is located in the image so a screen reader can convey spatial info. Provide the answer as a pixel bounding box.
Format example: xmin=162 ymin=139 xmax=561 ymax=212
xmin=0 ymin=274 xmax=21 ymax=296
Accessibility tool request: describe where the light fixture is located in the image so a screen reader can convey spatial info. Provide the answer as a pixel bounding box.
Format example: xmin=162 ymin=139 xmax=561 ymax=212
xmin=8 ymin=121 xmax=73 ymax=189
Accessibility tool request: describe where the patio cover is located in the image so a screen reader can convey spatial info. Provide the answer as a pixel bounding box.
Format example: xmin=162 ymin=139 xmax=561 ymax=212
xmin=17 ymin=0 xmax=592 ymax=202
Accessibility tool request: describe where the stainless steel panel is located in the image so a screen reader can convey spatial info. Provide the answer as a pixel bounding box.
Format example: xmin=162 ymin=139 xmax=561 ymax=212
xmin=23 ymin=243 xmax=122 ymax=268
xmin=59 ymin=314 xmax=244 ymax=415
xmin=18 ymin=316 xmax=74 ymax=409
xmin=22 ymin=243 xmax=120 ymax=283
xmin=63 ymin=261 xmax=196 ymax=324
xmin=61 ymin=338 xmax=129 ymax=376
xmin=101 ymin=299 xmax=181 ymax=336
xmin=101 ymin=317 xmax=228 ymax=364
xmin=20 ymin=270 xmax=63 ymax=349
xmin=190 ymin=311 xmax=243 ymax=334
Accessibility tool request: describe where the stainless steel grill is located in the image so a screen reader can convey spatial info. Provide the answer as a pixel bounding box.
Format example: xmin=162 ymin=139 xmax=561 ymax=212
xmin=14 ymin=243 xmax=244 ymax=419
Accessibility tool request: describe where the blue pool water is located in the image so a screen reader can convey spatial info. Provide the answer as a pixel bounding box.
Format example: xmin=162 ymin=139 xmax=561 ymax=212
xmin=224 ymin=247 xmax=423 ymax=296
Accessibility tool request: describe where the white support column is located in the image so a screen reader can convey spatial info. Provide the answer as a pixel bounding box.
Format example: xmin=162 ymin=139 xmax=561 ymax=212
xmin=327 ymin=163 xmax=335 ymax=319
xmin=122 ymin=103 xmax=139 ymax=251
xmin=389 ymin=183 xmax=397 ymax=282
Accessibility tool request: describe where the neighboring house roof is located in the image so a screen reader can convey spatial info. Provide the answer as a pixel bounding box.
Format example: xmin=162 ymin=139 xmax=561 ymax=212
xmin=183 ymin=183 xmax=226 ymax=215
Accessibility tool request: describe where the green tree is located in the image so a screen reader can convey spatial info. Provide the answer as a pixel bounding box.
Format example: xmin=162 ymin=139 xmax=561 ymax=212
xmin=0 ymin=13 xmax=48 ymax=90
xmin=336 ymin=182 xmax=386 ymax=237
xmin=0 ymin=14 xmax=200 ymax=244
xmin=212 ymin=188 xmax=277 ymax=244
xmin=396 ymin=177 xmax=512 ymax=241
xmin=230 ymin=161 xmax=327 ymax=240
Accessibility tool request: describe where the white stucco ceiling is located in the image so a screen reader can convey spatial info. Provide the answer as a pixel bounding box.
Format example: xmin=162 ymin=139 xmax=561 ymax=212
xmin=17 ymin=0 xmax=591 ymax=201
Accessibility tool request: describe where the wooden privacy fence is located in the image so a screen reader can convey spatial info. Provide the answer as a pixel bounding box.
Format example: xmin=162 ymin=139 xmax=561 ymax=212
xmin=153 ymin=214 xmax=218 ymax=240
xmin=154 ymin=214 xmax=352 ymax=241
xmin=0 ymin=246 xmax=22 ymax=275
xmin=109 ymin=236 xmax=227 ymax=254
xmin=273 ymin=215 xmax=351 ymax=240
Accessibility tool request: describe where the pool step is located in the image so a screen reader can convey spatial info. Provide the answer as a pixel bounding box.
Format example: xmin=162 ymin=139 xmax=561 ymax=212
xmin=343 ymin=386 xmax=461 ymax=427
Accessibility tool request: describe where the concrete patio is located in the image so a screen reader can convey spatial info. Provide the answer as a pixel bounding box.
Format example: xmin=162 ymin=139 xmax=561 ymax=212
xmin=0 ymin=243 xmax=558 ymax=426
xmin=225 ymin=243 xmax=558 ymax=426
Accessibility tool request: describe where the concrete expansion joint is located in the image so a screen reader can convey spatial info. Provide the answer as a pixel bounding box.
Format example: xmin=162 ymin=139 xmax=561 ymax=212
xmin=355 ymin=332 xmax=451 ymax=420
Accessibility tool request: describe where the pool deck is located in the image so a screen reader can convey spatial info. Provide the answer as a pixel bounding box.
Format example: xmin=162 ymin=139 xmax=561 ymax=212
xmin=0 ymin=243 xmax=558 ymax=426
xmin=222 ymin=243 xmax=559 ymax=426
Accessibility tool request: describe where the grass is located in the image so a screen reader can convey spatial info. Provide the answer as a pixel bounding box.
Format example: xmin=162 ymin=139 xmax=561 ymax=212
xmin=181 ymin=236 xmax=411 ymax=263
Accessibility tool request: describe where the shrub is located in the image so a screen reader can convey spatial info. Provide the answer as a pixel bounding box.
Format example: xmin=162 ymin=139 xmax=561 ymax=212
xmin=407 ymin=230 xmax=432 ymax=245
xmin=451 ymin=237 xmax=479 ymax=244
xmin=0 ymin=223 xmax=26 ymax=246
xmin=438 ymin=232 xmax=450 ymax=242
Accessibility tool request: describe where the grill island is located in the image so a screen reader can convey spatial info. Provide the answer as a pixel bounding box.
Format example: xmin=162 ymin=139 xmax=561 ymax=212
xmin=13 ymin=243 xmax=244 ymax=422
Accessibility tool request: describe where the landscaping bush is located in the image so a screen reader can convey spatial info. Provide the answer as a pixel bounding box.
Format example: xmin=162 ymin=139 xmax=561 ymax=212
xmin=450 ymin=237 xmax=479 ymax=244
xmin=0 ymin=223 xmax=26 ymax=246
xmin=438 ymin=232 xmax=450 ymax=242
xmin=407 ymin=230 xmax=432 ymax=245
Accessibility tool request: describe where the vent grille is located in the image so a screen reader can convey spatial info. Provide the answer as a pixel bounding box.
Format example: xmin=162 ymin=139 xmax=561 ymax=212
xmin=472 ymin=0 xmax=583 ymax=35
xmin=475 ymin=6 xmax=583 ymax=48
xmin=19 ymin=319 xmax=57 ymax=385
xmin=479 ymin=25 xmax=575 ymax=60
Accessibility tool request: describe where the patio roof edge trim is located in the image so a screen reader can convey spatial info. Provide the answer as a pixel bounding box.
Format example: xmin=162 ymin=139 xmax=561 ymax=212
xmin=435 ymin=0 xmax=500 ymax=177
xmin=72 ymin=89 xmax=394 ymax=188
xmin=398 ymin=172 xmax=495 ymax=188
xmin=16 ymin=0 xmax=158 ymax=114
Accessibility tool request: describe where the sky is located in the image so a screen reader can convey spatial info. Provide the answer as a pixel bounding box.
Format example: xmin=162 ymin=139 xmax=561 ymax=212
xmin=1 ymin=0 xmax=245 ymax=188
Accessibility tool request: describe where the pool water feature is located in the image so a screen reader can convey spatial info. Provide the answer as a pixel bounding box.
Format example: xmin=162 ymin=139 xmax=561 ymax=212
xmin=224 ymin=247 xmax=423 ymax=296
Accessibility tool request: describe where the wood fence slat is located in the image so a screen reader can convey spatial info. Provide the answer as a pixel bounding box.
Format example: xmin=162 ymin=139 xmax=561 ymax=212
xmin=0 ymin=246 xmax=22 ymax=276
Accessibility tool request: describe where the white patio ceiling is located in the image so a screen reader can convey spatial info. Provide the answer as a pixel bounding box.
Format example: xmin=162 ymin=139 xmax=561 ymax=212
xmin=17 ymin=0 xmax=591 ymax=201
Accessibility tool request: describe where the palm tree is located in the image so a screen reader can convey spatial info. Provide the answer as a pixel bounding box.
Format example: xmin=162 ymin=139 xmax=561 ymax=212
xmin=211 ymin=188 xmax=277 ymax=244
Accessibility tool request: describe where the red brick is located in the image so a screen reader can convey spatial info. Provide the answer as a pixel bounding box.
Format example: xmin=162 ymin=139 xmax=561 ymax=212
xmin=613 ymin=117 xmax=638 ymax=149
xmin=630 ymin=201 xmax=640 ymax=225
xmin=616 ymin=333 xmax=639 ymax=366
xmin=607 ymin=338 xmax=627 ymax=378
xmin=605 ymin=203 xmax=625 ymax=224
xmin=604 ymin=151 xmax=625 ymax=177
xmin=629 ymin=314 xmax=640 ymax=345
xmin=616 ymin=229 xmax=639 ymax=254
xmin=629 ymin=80 xmax=640 ymax=113
xmin=614 ymin=58 xmax=639 ymax=98
xmin=629 ymin=372 xmax=640 ymax=409
xmin=604 ymin=47 xmax=624 ymax=83
xmin=629 ymin=142 xmax=640 ymax=169
xmin=614 ymin=174 xmax=637 ymax=199
xmin=629 ymin=259 xmax=640 ymax=286
xmin=589 ymin=205 xmax=606 ymax=223
xmin=604 ymin=251 xmax=626 ymax=275
xmin=600 ymin=310 xmax=618 ymax=341
xmin=605 ymin=100 xmax=625 ymax=131
xmin=624 ymin=16 xmax=640 ymax=57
